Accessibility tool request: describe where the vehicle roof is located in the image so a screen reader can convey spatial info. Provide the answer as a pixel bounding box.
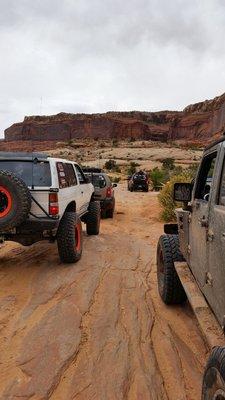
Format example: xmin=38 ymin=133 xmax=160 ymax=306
xmin=0 ymin=151 xmax=80 ymax=165
xmin=0 ymin=151 xmax=49 ymax=161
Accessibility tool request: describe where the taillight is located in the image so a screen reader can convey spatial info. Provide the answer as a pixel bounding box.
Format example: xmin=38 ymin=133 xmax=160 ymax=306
xmin=106 ymin=187 xmax=112 ymax=197
xmin=49 ymin=193 xmax=59 ymax=216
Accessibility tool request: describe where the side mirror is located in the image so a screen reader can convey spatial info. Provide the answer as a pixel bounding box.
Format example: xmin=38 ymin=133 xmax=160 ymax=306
xmin=174 ymin=182 xmax=193 ymax=202
xmin=85 ymin=176 xmax=91 ymax=183
xmin=113 ymin=183 xmax=117 ymax=188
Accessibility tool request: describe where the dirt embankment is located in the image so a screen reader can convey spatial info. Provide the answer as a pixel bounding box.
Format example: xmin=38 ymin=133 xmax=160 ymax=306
xmin=0 ymin=185 xmax=208 ymax=399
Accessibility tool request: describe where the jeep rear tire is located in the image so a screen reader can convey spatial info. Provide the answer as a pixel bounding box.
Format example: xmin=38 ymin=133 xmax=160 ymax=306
xmin=0 ymin=170 xmax=31 ymax=231
xmin=86 ymin=201 xmax=101 ymax=235
xmin=57 ymin=212 xmax=83 ymax=263
xmin=157 ymin=234 xmax=186 ymax=304
xmin=202 ymin=346 xmax=225 ymax=400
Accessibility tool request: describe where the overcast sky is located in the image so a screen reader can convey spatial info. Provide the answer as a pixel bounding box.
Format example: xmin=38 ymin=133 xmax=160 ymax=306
xmin=0 ymin=0 xmax=225 ymax=137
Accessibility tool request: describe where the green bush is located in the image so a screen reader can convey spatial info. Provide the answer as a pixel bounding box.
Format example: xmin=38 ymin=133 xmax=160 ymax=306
xmin=149 ymin=167 xmax=169 ymax=191
xmin=158 ymin=172 xmax=192 ymax=222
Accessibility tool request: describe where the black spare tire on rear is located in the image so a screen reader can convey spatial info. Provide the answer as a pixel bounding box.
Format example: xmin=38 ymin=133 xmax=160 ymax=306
xmin=0 ymin=170 xmax=31 ymax=231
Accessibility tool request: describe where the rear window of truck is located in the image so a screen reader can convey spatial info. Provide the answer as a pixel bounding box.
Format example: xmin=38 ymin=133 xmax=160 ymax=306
xmin=0 ymin=160 xmax=52 ymax=187
xmin=85 ymin=173 xmax=106 ymax=188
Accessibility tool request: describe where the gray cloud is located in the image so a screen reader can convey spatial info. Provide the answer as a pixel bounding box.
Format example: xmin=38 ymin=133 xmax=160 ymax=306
xmin=0 ymin=0 xmax=225 ymax=137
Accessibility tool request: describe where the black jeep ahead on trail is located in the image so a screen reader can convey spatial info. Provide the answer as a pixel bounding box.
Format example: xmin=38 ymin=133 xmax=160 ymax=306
xmin=127 ymin=171 xmax=149 ymax=192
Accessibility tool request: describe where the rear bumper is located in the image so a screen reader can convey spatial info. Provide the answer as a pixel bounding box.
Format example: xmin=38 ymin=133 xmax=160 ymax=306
xmin=1 ymin=217 xmax=59 ymax=245
xmin=133 ymin=183 xmax=148 ymax=190
xmin=18 ymin=217 xmax=59 ymax=233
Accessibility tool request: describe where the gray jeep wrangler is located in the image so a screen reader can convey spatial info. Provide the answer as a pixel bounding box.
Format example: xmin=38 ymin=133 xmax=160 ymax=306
xmin=156 ymin=136 xmax=225 ymax=399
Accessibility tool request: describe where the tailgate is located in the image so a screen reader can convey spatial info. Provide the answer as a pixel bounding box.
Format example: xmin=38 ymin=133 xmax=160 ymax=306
xmin=29 ymin=191 xmax=50 ymax=218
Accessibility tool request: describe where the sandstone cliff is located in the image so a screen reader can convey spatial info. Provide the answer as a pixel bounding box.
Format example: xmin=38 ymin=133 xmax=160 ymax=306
xmin=1 ymin=92 xmax=225 ymax=151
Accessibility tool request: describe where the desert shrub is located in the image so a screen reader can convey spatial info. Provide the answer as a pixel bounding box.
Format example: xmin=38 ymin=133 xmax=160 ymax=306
xmin=104 ymin=159 xmax=121 ymax=173
xmin=112 ymin=176 xmax=121 ymax=183
xmin=186 ymin=162 xmax=199 ymax=178
xmin=149 ymin=167 xmax=169 ymax=191
xmin=171 ymin=165 xmax=183 ymax=175
xmin=161 ymin=157 xmax=175 ymax=170
xmin=104 ymin=159 xmax=116 ymax=170
xmin=127 ymin=161 xmax=140 ymax=175
xmin=158 ymin=172 xmax=193 ymax=222
xmin=112 ymin=139 xmax=118 ymax=147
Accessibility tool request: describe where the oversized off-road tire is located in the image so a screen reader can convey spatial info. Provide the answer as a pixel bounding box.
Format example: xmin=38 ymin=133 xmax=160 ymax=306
xmin=202 ymin=347 xmax=225 ymax=400
xmin=57 ymin=212 xmax=83 ymax=263
xmin=157 ymin=234 xmax=186 ymax=304
xmin=106 ymin=208 xmax=114 ymax=218
xmin=106 ymin=199 xmax=115 ymax=219
xmin=101 ymin=209 xmax=107 ymax=219
xmin=86 ymin=201 xmax=101 ymax=235
xmin=0 ymin=170 xmax=31 ymax=231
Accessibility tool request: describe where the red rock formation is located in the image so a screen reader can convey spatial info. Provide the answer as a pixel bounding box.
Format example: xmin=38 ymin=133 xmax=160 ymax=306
xmin=1 ymin=92 xmax=225 ymax=151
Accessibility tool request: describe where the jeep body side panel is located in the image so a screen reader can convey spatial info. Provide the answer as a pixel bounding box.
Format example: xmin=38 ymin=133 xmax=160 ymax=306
xmin=188 ymin=146 xmax=219 ymax=291
xmin=176 ymin=209 xmax=190 ymax=263
xmin=186 ymin=143 xmax=225 ymax=327
xmin=73 ymin=164 xmax=94 ymax=216
xmin=206 ymin=141 xmax=225 ymax=327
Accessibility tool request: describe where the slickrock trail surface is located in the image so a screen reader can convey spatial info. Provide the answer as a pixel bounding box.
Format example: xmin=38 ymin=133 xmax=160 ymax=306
xmin=0 ymin=184 xmax=207 ymax=400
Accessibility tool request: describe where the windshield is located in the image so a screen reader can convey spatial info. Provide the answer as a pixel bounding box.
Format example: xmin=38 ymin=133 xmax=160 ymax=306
xmin=0 ymin=160 xmax=52 ymax=187
xmin=85 ymin=173 xmax=106 ymax=188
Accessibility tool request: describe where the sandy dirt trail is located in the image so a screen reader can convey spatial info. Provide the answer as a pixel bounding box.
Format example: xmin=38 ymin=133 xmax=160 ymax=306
xmin=0 ymin=184 xmax=208 ymax=400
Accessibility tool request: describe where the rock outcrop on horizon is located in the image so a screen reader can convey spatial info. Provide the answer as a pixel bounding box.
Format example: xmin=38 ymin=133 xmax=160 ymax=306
xmin=1 ymin=92 xmax=225 ymax=151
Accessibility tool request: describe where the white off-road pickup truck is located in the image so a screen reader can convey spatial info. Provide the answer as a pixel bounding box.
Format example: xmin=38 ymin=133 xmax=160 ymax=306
xmin=0 ymin=152 xmax=101 ymax=263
